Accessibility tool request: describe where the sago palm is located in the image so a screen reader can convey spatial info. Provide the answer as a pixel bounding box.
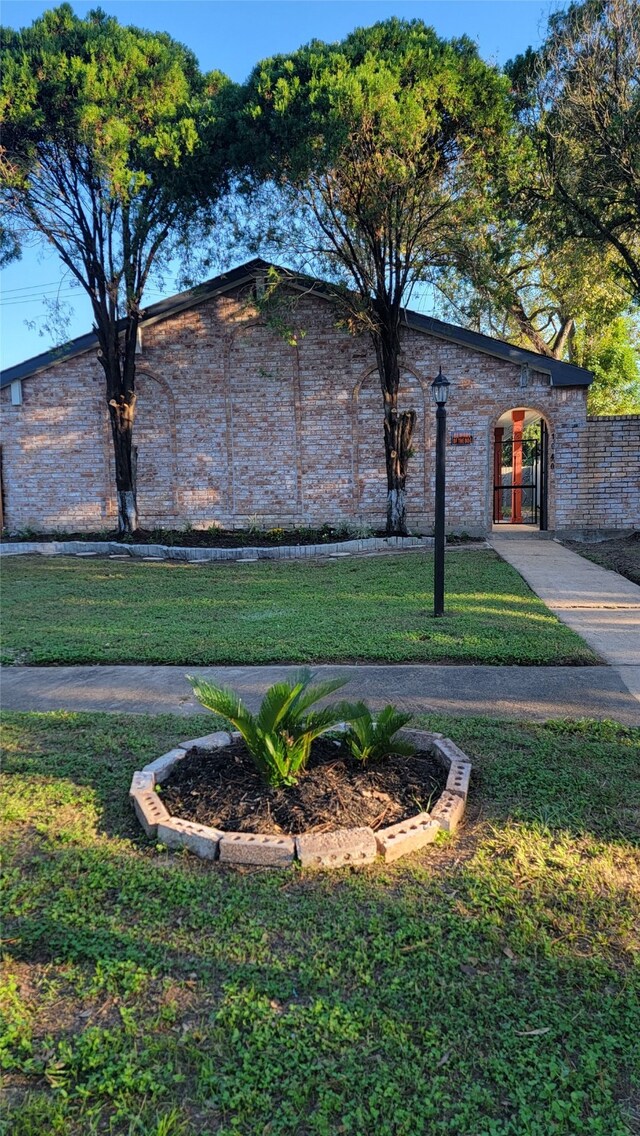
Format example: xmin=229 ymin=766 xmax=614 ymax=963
xmin=187 ymin=669 xmax=350 ymax=787
xmin=341 ymin=703 xmax=415 ymax=762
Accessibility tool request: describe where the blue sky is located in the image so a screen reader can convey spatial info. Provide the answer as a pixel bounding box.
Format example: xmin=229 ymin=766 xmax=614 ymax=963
xmin=1 ymin=1 xmax=553 ymax=369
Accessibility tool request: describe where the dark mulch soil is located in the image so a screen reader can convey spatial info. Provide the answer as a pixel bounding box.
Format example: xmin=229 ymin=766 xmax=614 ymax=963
xmin=564 ymin=532 xmax=640 ymax=586
xmin=2 ymin=524 xmax=390 ymax=549
xmin=160 ymin=737 xmax=447 ymax=835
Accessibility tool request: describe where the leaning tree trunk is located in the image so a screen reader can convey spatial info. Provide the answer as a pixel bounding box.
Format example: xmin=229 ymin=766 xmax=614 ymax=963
xmin=107 ymin=390 xmax=138 ymax=533
xmin=375 ymin=320 xmax=417 ymax=536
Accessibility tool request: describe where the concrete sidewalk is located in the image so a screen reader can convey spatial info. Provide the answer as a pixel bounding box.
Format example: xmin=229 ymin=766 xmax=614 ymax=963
xmin=490 ymin=534 xmax=640 ymax=704
xmin=2 ymin=662 xmax=639 ymax=724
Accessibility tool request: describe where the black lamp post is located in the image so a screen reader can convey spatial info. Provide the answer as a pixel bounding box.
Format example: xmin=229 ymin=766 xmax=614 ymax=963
xmin=431 ymin=366 xmax=450 ymax=617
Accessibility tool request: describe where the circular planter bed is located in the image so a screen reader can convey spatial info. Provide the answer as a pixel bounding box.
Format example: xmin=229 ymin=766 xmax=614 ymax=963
xmin=160 ymin=736 xmax=447 ymax=834
xmin=130 ymin=728 xmax=472 ymax=869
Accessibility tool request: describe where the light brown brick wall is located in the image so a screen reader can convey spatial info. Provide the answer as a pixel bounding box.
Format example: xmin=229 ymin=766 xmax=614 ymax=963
xmin=1 ymin=284 xmax=637 ymax=534
xmin=572 ymin=416 xmax=640 ymax=528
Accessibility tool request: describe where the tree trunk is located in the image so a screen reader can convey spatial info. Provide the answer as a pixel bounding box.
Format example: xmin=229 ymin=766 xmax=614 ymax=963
xmin=384 ymin=405 xmax=417 ymax=535
xmin=108 ymin=391 xmax=138 ymax=533
xmin=374 ymin=316 xmax=417 ymax=536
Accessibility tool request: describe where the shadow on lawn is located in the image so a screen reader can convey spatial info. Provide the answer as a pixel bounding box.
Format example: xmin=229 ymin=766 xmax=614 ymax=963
xmin=2 ymin=823 xmax=639 ymax=1136
xmin=2 ymin=705 xmax=639 ymax=1135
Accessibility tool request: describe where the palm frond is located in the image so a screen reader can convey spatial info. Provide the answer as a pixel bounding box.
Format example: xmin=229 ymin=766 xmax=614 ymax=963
xmin=256 ymin=679 xmax=307 ymax=733
xmin=291 ymin=674 xmax=349 ymax=716
xmin=341 ymin=703 xmax=415 ymax=762
xmin=303 ymin=704 xmax=353 ymax=737
xmin=187 ymin=676 xmax=259 ymax=748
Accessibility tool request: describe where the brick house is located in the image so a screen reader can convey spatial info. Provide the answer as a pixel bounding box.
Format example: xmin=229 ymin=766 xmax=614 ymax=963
xmin=1 ymin=259 xmax=638 ymax=535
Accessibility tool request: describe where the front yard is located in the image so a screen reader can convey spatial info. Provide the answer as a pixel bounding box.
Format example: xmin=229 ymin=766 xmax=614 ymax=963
xmin=1 ymin=710 xmax=639 ymax=1136
xmin=0 ymin=551 xmax=597 ymax=666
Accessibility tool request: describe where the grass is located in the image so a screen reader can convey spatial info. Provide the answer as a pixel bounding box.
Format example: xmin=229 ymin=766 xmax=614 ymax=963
xmin=1 ymin=710 xmax=639 ymax=1135
xmin=0 ymin=551 xmax=597 ymax=666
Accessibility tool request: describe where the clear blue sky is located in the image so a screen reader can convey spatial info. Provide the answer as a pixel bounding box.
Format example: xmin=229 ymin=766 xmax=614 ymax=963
xmin=1 ymin=1 xmax=553 ymax=369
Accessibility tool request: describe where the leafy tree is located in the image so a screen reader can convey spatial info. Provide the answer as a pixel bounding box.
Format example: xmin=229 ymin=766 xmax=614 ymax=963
xmin=238 ymin=19 xmax=516 ymax=534
xmin=0 ymin=4 xmax=231 ymax=532
xmin=435 ymin=219 xmax=628 ymax=362
xmin=579 ymin=315 xmax=640 ymax=414
xmin=508 ymin=0 xmax=640 ymax=301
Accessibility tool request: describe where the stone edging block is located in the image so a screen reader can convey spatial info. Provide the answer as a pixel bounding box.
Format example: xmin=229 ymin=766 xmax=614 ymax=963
xmin=375 ymin=812 xmax=440 ymax=863
xmin=219 ymin=832 xmax=296 ymax=867
xmin=430 ymin=790 xmax=466 ymax=833
xmin=143 ymin=746 xmax=188 ymax=783
xmin=446 ymin=761 xmax=472 ymax=800
xmin=130 ymin=770 xmax=155 ymax=793
xmin=295 ymin=826 xmax=377 ymax=868
xmin=157 ymin=817 xmax=222 ymax=860
xmin=130 ymin=789 xmax=170 ymax=838
xmin=178 ymin=731 xmax=231 ymax=750
xmin=431 ymin=737 xmax=470 ymax=769
xmin=132 ymin=730 xmax=472 ymax=868
xmin=0 ymin=535 xmax=434 ymax=562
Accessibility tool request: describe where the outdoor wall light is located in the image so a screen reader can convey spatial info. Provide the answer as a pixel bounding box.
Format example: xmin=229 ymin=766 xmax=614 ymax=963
xmin=431 ymin=366 xmax=450 ymax=406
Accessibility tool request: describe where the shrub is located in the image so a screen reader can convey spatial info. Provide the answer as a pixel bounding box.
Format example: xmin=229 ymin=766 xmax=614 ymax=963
xmin=341 ymin=704 xmax=415 ymax=762
xmin=187 ymin=669 xmax=350 ymax=787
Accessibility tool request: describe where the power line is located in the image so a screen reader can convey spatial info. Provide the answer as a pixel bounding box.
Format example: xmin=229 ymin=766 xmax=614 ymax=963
xmin=0 ymin=290 xmax=82 ymax=307
xmin=0 ymin=285 xmax=170 ymax=308
xmin=0 ymin=279 xmax=69 ymax=294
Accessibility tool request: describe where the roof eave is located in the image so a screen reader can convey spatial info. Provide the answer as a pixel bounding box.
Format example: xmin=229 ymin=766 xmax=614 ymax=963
xmin=1 ymin=257 xmax=593 ymax=389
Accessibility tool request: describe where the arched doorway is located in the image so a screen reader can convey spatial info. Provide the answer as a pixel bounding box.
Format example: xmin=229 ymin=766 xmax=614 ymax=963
xmin=493 ymin=408 xmax=548 ymax=529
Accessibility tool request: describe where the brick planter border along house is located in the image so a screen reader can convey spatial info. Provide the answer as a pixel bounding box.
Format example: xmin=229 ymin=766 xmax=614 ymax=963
xmin=1 ymin=259 xmax=638 ymax=536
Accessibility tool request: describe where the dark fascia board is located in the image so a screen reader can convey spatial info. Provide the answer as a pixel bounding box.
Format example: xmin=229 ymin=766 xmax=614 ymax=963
xmin=1 ymin=256 xmax=593 ymax=388
xmin=402 ymin=309 xmax=593 ymax=387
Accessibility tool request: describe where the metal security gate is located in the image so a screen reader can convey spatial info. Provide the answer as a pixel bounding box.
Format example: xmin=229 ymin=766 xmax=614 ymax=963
xmin=493 ymin=421 xmax=548 ymax=527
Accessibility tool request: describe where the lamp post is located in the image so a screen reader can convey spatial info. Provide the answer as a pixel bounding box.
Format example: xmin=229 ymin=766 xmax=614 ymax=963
xmin=431 ymin=366 xmax=450 ymax=617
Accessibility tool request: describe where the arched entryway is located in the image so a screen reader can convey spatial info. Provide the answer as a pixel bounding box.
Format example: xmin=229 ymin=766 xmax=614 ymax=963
xmin=493 ymin=408 xmax=549 ymax=529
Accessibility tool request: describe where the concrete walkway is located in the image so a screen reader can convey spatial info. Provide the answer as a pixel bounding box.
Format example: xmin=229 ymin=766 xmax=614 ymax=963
xmin=490 ymin=534 xmax=640 ymax=705
xmin=2 ymin=662 xmax=639 ymax=724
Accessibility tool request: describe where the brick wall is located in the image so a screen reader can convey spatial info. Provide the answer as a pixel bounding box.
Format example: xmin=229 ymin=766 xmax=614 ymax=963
xmin=1 ymin=284 xmax=637 ymax=534
xmin=571 ymin=416 xmax=640 ymax=529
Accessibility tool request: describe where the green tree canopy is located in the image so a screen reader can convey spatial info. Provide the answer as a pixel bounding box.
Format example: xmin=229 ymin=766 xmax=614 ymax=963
xmin=237 ymin=18 xmax=517 ymax=534
xmin=508 ymin=0 xmax=640 ymax=301
xmin=0 ymin=4 xmax=232 ymax=531
xmin=578 ymin=315 xmax=640 ymax=414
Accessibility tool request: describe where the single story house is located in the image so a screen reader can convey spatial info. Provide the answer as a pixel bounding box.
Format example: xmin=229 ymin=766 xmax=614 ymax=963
xmin=1 ymin=258 xmax=638 ymax=535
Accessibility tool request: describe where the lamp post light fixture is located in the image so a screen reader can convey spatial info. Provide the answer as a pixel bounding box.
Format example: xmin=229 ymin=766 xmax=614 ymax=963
xmin=431 ymin=366 xmax=450 ymax=617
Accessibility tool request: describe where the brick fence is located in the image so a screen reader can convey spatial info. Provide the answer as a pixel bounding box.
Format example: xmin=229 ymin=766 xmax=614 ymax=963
xmin=573 ymin=416 xmax=640 ymax=529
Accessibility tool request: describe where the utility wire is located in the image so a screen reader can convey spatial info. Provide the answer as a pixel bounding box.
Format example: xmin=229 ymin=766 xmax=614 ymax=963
xmin=0 ymin=279 xmax=68 ymax=294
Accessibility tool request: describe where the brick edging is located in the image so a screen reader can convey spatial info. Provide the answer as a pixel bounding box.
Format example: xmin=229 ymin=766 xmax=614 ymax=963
xmin=0 ymin=535 xmax=434 ymax=562
xmin=129 ymin=728 xmax=472 ymax=869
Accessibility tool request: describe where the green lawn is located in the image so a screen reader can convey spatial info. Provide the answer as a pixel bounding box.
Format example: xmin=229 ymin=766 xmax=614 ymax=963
xmin=1 ymin=710 xmax=639 ymax=1136
xmin=0 ymin=552 xmax=597 ymax=666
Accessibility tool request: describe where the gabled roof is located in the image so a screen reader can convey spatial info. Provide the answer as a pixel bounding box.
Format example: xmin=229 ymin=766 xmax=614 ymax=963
xmin=1 ymin=258 xmax=593 ymax=388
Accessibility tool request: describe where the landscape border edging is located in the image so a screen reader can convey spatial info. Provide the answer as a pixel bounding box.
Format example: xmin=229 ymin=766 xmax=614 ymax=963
xmin=0 ymin=535 xmax=434 ymax=562
xmin=129 ymin=727 xmax=471 ymax=868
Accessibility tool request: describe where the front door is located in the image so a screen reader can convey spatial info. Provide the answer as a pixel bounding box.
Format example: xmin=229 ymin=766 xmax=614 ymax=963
xmin=493 ymin=419 xmax=548 ymax=528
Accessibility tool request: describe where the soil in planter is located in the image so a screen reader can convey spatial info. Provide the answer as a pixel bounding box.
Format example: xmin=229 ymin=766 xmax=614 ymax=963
xmin=563 ymin=533 xmax=640 ymax=586
xmin=2 ymin=524 xmax=392 ymax=549
xmin=160 ymin=737 xmax=447 ymax=835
